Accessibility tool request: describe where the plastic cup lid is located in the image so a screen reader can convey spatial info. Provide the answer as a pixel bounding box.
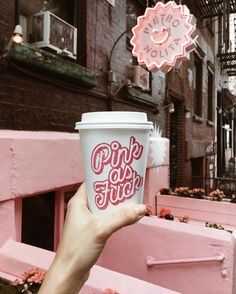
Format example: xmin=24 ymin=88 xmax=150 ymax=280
xmin=75 ymin=111 xmax=153 ymax=130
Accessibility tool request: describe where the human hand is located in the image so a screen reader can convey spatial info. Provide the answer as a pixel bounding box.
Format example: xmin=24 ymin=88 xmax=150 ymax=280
xmin=38 ymin=183 xmax=147 ymax=294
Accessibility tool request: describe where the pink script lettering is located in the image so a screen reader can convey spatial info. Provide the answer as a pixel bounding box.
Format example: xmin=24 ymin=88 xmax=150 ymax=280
xmin=91 ymin=137 xmax=144 ymax=210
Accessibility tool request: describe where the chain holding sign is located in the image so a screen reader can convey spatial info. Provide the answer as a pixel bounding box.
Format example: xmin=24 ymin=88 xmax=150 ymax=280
xmin=130 ymin=1 xmax=198 ymax=73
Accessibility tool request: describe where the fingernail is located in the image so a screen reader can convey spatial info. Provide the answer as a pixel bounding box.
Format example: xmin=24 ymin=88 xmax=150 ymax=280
xmin=135 ymin=204 xmax=147 ymax=216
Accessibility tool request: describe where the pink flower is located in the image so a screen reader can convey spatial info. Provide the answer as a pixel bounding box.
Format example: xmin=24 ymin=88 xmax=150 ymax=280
xmin=12 ymin=279 xmax=21 ymax=286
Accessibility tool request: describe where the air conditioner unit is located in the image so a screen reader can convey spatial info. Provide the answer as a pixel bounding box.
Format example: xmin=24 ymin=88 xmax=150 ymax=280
xmin=127 ymin=66 xmax=150 ymax=91
xmin=28 ymin=11 xmax=77 ymax=59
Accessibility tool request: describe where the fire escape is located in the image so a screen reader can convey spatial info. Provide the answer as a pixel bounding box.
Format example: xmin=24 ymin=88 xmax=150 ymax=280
xmin=188 ymin=0 xmax=236 ymax=72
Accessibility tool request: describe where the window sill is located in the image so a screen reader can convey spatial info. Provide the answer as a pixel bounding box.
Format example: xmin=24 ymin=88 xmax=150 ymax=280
xmin=193 ymin=114 xmax=204 ymax=123
xmin=207 ymin=120 xmax=214 ymax=127
xmin=8 ymin=43 xmax=97 ymax=88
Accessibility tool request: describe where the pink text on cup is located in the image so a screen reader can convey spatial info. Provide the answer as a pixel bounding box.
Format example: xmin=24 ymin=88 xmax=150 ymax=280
xmin=91 ymin=136 xmax=144 ymax=210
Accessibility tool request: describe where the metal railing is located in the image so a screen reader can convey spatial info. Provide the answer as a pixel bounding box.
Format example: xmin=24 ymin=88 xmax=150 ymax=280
xmin=146 ymin=254 xmax=225 ymax=267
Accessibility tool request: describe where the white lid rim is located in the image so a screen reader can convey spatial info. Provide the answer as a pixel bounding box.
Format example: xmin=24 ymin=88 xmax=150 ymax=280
xmin=75 ymin=123 xmax=153 ymax=130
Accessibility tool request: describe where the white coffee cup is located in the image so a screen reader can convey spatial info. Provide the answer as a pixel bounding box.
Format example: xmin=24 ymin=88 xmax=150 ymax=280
xmin=75 ymin=111 xmax=153 ymax=216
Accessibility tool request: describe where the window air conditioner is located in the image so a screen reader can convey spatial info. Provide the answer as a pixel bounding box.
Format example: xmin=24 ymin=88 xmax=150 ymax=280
xmin=127 ymin=66 xmax=150 ymax=91
xmin=28 ymin=11 xmax=77 ymax=59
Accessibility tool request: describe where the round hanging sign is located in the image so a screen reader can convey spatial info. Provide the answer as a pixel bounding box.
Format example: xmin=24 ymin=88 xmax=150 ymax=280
xmin=130 ymin=1 xmax=198 ymax=72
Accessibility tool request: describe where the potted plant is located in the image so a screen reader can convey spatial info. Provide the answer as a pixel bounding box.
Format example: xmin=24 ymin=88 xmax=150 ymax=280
xmin=230 ymin=194 xmax=236 ymax=203
xmin=174 ymin=187 xmax=192 ymax=197
xmin=159 ymin=187 xmax=172 ymax=195
xmin=191 ymin=188 xmax=205 ymax=199
xmin=178 ymin=215 xmax=190 ymax=223
xmin=209 ymin=189 xmax=225 ymax=201
xmin=159 ymin=207 xmax=174 ymax=221
xmin=11 ymin=268 xmax=46 ymax=294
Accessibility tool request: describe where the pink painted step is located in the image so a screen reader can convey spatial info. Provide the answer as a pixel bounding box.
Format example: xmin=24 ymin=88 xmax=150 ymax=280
xmin=0 ymin=239 xmax=180 ymax=294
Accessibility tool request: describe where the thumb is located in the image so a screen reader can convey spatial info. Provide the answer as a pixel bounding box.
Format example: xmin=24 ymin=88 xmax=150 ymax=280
xmin=97 ymin=204 xmax=147 ymax=239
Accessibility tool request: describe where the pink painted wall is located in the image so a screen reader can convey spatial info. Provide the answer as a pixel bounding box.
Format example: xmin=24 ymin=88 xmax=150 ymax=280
xmin=0 ymin=131 xmax=168 ymax=202
xmin=0 ymin=201 xmax=16 ymax=247
xmin=0 ymin=131 xmax=169 ymax=246
xmin=0 ymin=131 xmax=84 ymax=201
xmin=98 ymin=216 xmax=236 ymax=294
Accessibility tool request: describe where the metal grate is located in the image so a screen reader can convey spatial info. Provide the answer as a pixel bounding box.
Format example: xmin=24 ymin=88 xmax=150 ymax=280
xmin=218 ymin=52 xmax=236 ymax=74
xmin=188 ymin=0 xmax=236 ymax=18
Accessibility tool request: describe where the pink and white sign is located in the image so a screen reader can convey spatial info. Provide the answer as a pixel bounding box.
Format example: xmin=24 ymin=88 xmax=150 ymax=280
xmin=130 ymin=1 xmax=198 ymax=72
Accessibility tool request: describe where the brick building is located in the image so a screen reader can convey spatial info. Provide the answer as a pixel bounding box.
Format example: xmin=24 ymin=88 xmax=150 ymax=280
xmin=0 ymin=0 xmax=236 ymax=189
xmin=0 ymin=0 xmax=165 ymax=132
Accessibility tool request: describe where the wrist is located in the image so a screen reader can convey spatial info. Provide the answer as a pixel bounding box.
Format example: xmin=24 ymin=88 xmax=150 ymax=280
xmin=39 ymin=254 xmax=88 ymax=294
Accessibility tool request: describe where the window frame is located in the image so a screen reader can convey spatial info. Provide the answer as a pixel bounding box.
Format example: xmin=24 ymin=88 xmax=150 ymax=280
xmin=15 ymin=184 xmax=80 ymax=252
xmin=207 ymin=69 xmax=214 ymax=122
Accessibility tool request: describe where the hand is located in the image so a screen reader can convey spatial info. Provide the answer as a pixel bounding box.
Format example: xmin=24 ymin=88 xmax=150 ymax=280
xmin=38 ymin=183 xmax=147 ymax=294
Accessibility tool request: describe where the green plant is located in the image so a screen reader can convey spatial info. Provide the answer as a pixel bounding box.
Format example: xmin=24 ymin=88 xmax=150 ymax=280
xmin=159 ymin=207 xmax=174 ymax=221
xmin=205 ymin=222 xmax=225 ymax=230
xmin=159 ymin=187 xmax=172 ymax=195
xmin=191 ymin=188 xmax=205 ymax=199
xmin=178 ymin=215 xmax=190 ymax=223
xmin=230 ymin=194 xmax=236 ymax=203
xmin=0 ymin=278 xmax=18 ymax=294
xmin=174 ymin=187 xmax=192 ymax=197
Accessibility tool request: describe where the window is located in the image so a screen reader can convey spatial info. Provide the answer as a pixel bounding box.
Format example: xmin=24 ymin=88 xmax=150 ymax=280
xmin=193 ymin=54 xmax=203 ymax=117
xmin=207 ymin=69 xmax=214 ymax=121
xmin=126 ymin=0 xmax=145 ymax=49
xmin=22 ymin=192 xmax=55 ymax=251
xmin=191 ymin=157 xmax=204 ymax=188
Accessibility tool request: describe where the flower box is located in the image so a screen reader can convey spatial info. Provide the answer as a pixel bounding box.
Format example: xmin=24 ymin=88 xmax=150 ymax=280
xmin=156 ymin=194 xmax=236 ymax=231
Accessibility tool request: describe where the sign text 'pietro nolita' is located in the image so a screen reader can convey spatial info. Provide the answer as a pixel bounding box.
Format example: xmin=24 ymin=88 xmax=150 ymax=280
xmin=130 ymin=1 xmax=198 ymax=72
